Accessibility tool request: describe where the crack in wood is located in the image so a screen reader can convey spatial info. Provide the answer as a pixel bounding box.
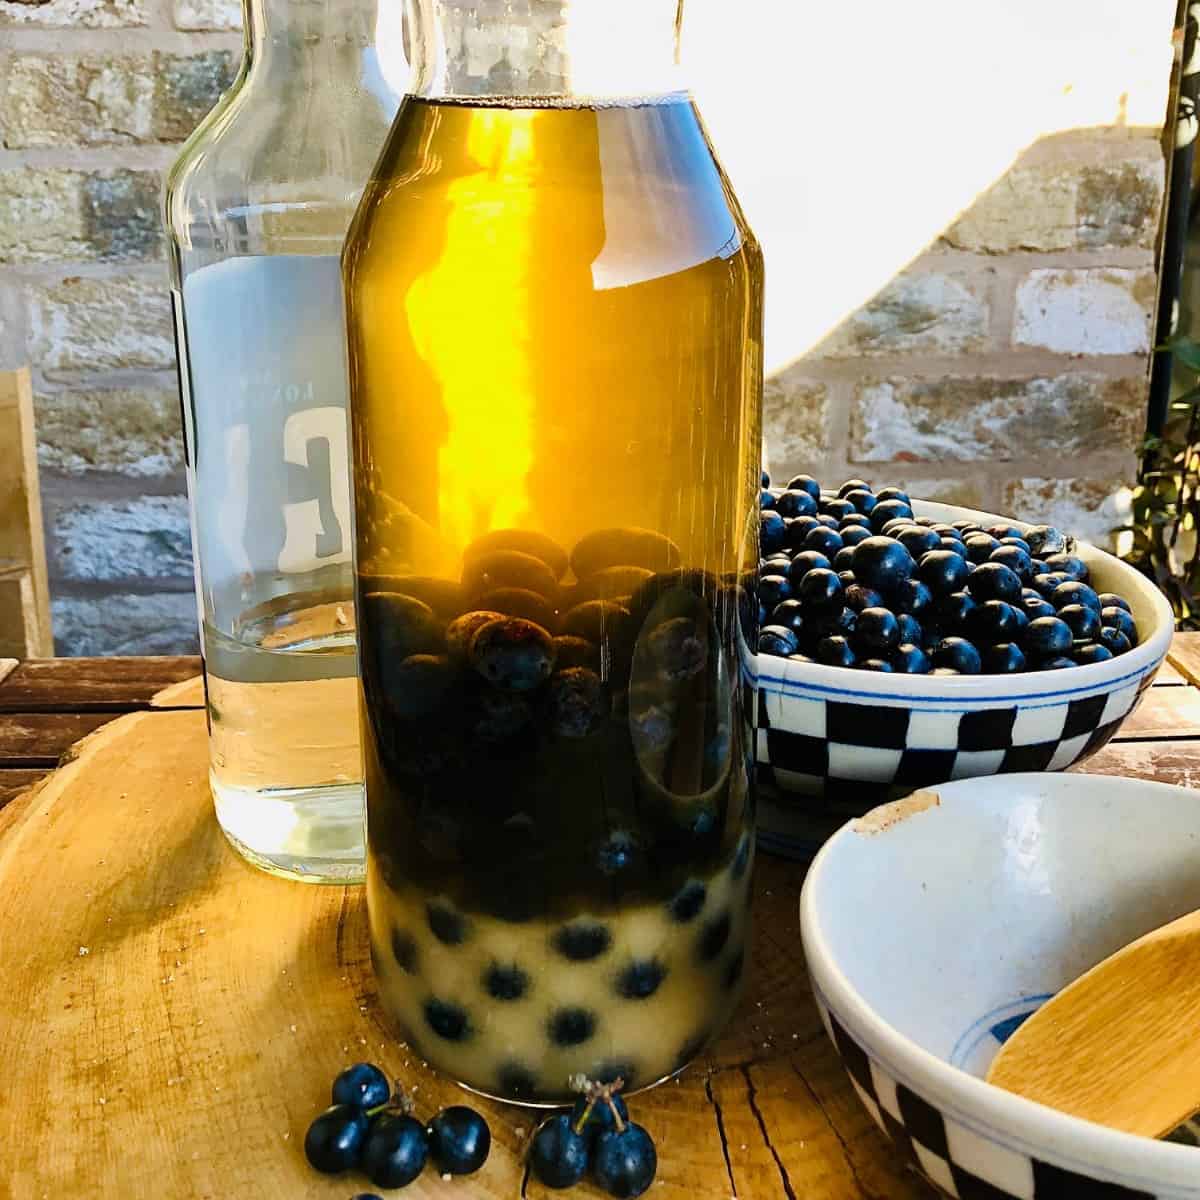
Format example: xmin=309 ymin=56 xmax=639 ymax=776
xmin=789 ymin=1058 xmax=878 ymax=1200
xmin=741 ymin=1064 xmax=796 ymax=1200
xmin=703 ymin=1071 xmax=738 ymax=1197
xmin=520 ymin=1155 xmax=531 ymax=1200
xmin=333 ymin=886 xmax=351 ymax=968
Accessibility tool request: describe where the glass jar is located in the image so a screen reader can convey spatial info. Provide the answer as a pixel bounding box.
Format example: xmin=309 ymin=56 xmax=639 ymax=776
xmin=346 ymin=0 xmax=763 ymax=1102
xmin=164 ymin=0 xmax=399 ymax=883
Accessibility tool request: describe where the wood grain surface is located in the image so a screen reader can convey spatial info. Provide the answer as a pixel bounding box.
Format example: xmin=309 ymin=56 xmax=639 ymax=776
xmin=0 ymin=656 xmax=202 ymax=713
xmin=0 ymin=706 xmax=929 ymax=1200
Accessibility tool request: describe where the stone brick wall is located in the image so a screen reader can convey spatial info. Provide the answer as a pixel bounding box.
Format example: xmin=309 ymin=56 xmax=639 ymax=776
xmin=762 ymin=129 xmax=1166 ymax=547
xmin=0 ymin=0 xmax=241 ymax=654
xmin=0 ymin=1 xmax=1176 ymax=654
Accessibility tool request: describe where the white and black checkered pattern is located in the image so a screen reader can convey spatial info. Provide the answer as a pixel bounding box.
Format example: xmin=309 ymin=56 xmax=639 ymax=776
xmin=757 ymin=667 xmax=1157 ymax=807
xmin=817 ymin=999 xmax=1162 ymax=1200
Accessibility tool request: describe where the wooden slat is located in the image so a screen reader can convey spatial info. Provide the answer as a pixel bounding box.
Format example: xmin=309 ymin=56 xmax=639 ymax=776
xmin=1168 ymin=631 xmax=1200 ymax=689
xmin=0 ymin=768 xmax=48 ymax=811
xmin=1154 ymin=659 xmax=1186 ymax=686
xmin=1111 ymin=685 xmax=1200 ymax=741
xmin=1074 ymin=741 xmax=1200 ymax=789
xmin=0 ymin=712 xmax=117 ymax=767
xmin=0 ymin=656 xmax=203 ymax=713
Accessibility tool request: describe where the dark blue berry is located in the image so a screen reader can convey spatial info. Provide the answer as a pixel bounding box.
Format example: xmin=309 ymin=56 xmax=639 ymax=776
xmin=549 ymin=1008 xmax=597 ymax=1046
xmin=1038 ymin=656 xmax=1077 ymax=670
xmin=1033 ymin=571 xmax=1070 ymax=598
xmin=668 ymin=880 xmax=707 ymax=922
xmin=875 ymin=486 xmax=911 ymax=504
xmin=305 ymin=1104 xmax=369 ymax=1174
xmin=918 ymin=549 xmax=970 ymax=594
xmin=761 ymin=470 xmax=770 ymax=488
xmin=815 ymin=635 xmax=856 ymax=668
xmin=845 ymin=583 xmax=885 ymax=612
xmin=484 ymin=962 xmax=529 ymax=1001
xmin=852 ymin=536 xmax=915 ymax=592
xmin=1101 ymin=606 xmax=1137 ymax=642
xmin=896 ymin=527 xmax=942 ymax=559
xmin=758 ymin=625 xmax=799 ymax=657
xmin=1023 ymin=616 xmax=1073 ymax=657
xmin=698 ymin=910 xmax=732 ymax=962
xmin=1074 ymin=643 xmax=1113 ymax=665
xmin=1098 ymin=626 xmax=1132 ymax=655
xmin=805 ymin=526 xmax=844 ymax=556
xmin=531 ymin=1114 xmax=591 ymax=1189
xmin=787 ymin=474 xmax=821 ymax=499
xmin=816 ymin=514 xmax=839 ymax=529
xmin=953 ymin=520 xmax=981 ymax=533
xmin=426 ymin=901 xmax=468 ymax=946
xmin=881 ymin=518 xmax=915 ymax=537
xmin=363 ymin=1112 xmax=429 ymax=1189
xmin=833 ymin=545 xmax=858 ymax=574
xmin=870 ymin=499 xmax=915 ymax=531
xmin=859 ymin=658 xmax=894 ymax=672
xmin=775 ymin=489 xmax=818 ymax=518
xmin=966 ymin=599 xmax=1019 ymax=643
xmin=784 ymin=516 xmax=819 ymax=551
xmin=890 ymin=643 xmax=931 ymax=674
xmin=593 ymin=1125 xmax=657 ymax=1200
xmin=760 ymin=511 xmax=787 ymax=555
xmin=932 ymin=637 xmax=982 ymax=674
xmin=939 ymin=536 xmax=967 ymax=555
xmin=893 ymin=578 xmax=934 ymax=618
xmin=930 ymin=524 xmax=963 ymax=540
xmin=840 ymin=511 xmax=872 ymax=528
xmin=987 ymin=523 xmax=1025 ymax=541
xmin=1019 ymin=591 xmax=1056 ymax=621
xmin=820 ymin=498 xmax=856 ymax=522
xmin=856 ymin=606 xmax=901 ymax=651
xmin=787 ymin=550 xmax=832 ymax=584
xmin=427 ymin=1107 xmax=491 ymax=1176
xmin=969 ymin=562 xmax=1022 ymax=603
xmin=770 ymin=599 xmax=805 ymax=633
xmin=937 ymin=591 xmax=976 ymax=631
xmin=758 ymin=574 xmax=792 ymax=610
xmin=470 ymin=618 xmax=556 ymax=692
xmin=555 ymin=923 xmax=611 ymax=961
xmin=964 ymin=533 xmax=1000 ymax=563
xmin=760 ymin=490 xmax=776 ymax=510
xmin=1057 ymin=603 xmax=1101 ymax=641
xmin=424 ymin=999 xmax=471 ymax=1042
xmin=896 ymin=612 xmax=923 ymax=644
xmin=990 ymin=545 xmax=1033 ymax=582
xmin=1044 ymin=553 xmax=1089 ymax=582
xmin=616 ymin=959 xmax=667 ymax=1000
xmin=1099 ymin=592 xmax=1132 ymax=613
xmin=839 ymin=524 xmax=872 ymax=548
xmin=332 ymin=1063 xmax=390 ymax=1110
xmin=797 ymin=568 xmax=843 ymax=609
xmin=838 ymin=478 xmax=873 ymax=497
xmin=842 ymin=488 xmax=877 ymax=516
xmin=982 ymin=643 xmax=1026 ymax=673
xmin=1052 ymin=582 xmax=1101 ymax=612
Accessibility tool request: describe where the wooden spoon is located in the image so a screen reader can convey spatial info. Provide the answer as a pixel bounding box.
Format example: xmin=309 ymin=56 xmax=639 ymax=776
xmin=986 ymin=908 xmax=1200 ymax=1138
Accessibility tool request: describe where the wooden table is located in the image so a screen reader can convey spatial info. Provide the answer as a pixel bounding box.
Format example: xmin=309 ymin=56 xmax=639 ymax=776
xmin=2 ymin=643 xmax=1200 ymax=1199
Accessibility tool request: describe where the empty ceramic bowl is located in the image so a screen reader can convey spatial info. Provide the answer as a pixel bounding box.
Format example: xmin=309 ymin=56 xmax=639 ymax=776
xmin=801 ymin=772 xmax=1200 ymax=1199
xmin=756 ymin=501 xmax=1174 ymax=858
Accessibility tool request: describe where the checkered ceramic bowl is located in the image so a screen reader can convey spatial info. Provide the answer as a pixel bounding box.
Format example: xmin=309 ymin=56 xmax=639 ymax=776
xmin=756 ymin=501 xmax=1174 ymax=857
xmin=801 ymin=773 xmax=1200 ymax=1199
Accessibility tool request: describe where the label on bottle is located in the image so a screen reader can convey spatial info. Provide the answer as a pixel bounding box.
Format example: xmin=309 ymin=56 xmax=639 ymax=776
xmin=178 ymin=256 xmax=354 ymax=604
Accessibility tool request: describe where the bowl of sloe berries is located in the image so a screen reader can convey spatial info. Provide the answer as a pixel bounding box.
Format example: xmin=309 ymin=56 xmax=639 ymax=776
xmin=754 ymin=475 xmax=1174 ymax=815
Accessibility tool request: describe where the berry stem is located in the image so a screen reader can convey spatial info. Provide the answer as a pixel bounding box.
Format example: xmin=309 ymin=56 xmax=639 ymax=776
xmin=574 ymin=1077 xmax=627 ymax=1135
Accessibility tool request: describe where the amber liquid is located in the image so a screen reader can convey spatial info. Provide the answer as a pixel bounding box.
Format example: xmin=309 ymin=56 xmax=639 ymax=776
xmin=345 ymin=95 xmax=762 ymax=1103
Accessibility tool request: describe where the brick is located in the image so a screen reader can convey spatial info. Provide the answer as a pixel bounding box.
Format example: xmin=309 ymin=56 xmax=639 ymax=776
xmin=1 ymin=52 xmax=235 ymax=148
xmin=0 ymin=169 xmax=162 ymax=263
xmin=49 ymin=494 xmax=192 ymax=583
xmin=1001 ymin=478 xmax=1134 ymax=553
xmin=850 ymin=374 xmax=1144 ymax=463
xmin=762 ymin=373 xmax=828 ymax=483
xmin=30 ymin=274 xmax=175 ymax=377
xmin=52 ymin=592 xmax=199 ymax=656
xmin=1013 ymin=268 xmax=1155 ymax=356
xmin=36 ymin=387 xmax=183 ymax=476
xmin=818 ymin=272 xmax=988 ymax=358
xmin=944 ymin=155 xmax=1163 ymax=253
xmin=888 ymin=478 xmax=987 ymax=511
xmin=0 ymin=0 xmax=145 ymax=26
xmin=172 ymin=0 xmax=240 ymax=29
xmin=0 ymin=276 xmax=27 ymax=371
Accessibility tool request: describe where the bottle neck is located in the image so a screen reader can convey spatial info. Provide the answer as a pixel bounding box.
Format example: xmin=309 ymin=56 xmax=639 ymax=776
xmin=404 ymin=0 xmax=686 ymax=102
xmin=242 ymin=0 xmax=382 ymax=81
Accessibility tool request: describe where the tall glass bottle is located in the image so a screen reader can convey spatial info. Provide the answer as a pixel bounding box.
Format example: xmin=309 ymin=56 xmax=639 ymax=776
xmin=346 ymin=0 xmax=762 ymax=1101
xmin=164 ymin=0 xmax=399 ymax=883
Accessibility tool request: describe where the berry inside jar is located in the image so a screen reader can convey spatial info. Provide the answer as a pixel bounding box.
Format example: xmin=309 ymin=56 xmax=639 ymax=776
xmin=757 ymin=476 xmax=1139 ymax=675
xmin=359 ymin=527 xmax=755 ymax=1104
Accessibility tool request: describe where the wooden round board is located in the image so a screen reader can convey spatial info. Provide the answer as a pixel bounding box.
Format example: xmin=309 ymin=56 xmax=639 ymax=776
xmin=0 ymin=696 xmax=928 ymax=1199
